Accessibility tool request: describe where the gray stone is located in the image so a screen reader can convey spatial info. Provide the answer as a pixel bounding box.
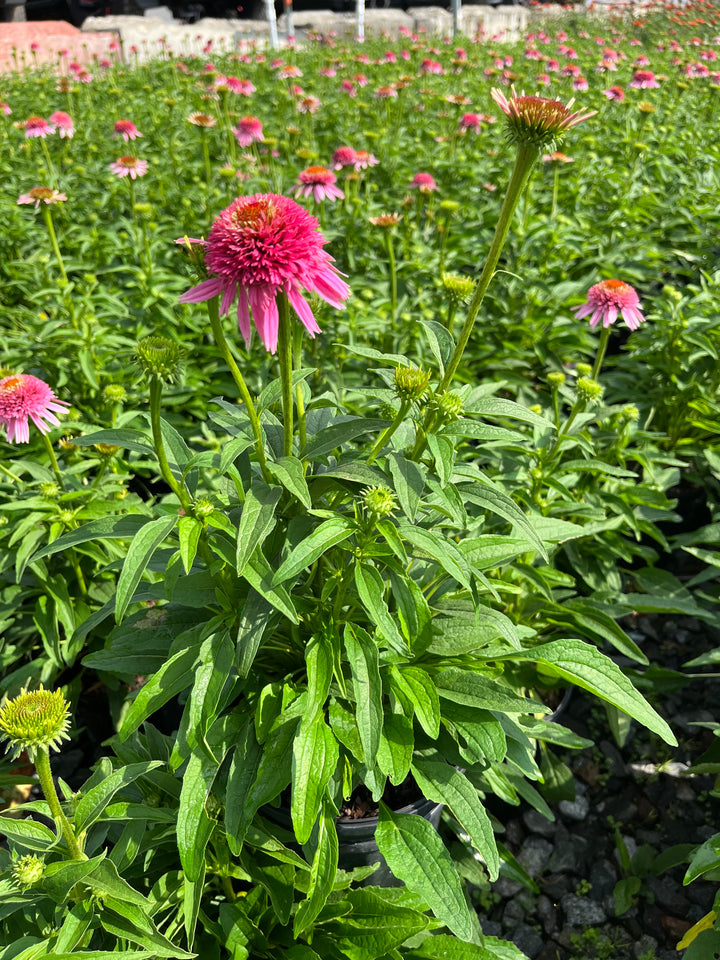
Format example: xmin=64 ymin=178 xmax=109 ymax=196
xmin=522 ymin=808 xmax=556 ymax=838
xmin=505 ymin=818 xmax=525 ymax=846
xmin=518 ymin=836 xmax=553 ymax=878
xmin=561 ymin=893 xmax=607 ymax=926
xmin=502 ymin=898 xmax=526 ymax=928
xmin=536 ymin=895 xmax=558 ymax=936
xmin=647 ymin=875 xmax=690 ymax=914
xmin=548 ymin=840 xmax=580 ymax=875
xmin=599 ymin=739 xmax=626 ymax=777
xmin=558 ymin=793 xmax=590 ymax=822
xmin=589 ymin=860 xmax=617 ymax=900
xmin=509 ymin=922 xmax=543 ymax=959
xmin=495 ymin=876 xmax=524 ymax=898
xmin=481 ymin=920 xmax=503 ymax=939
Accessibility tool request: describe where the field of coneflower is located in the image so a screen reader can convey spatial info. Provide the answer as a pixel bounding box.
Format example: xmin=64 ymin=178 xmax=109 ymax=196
xmin=1 ymin=3 xmax=720 ymax=958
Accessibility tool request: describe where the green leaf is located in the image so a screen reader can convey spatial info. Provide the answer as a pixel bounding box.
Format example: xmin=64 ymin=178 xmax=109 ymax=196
xmin=461 ymin=484 xmax=548 ymax=561
xmin=434 ymin=667 xmax=543 ymax=715
xmin=178 ymin=516 xmax=202 ymax=575
xmin=305 ymin=634 xmax=333 ymax=723
xmin=83 ymin=858 xmax=152 ymax=907
xmin=71 ymin=428 xmax=154 ymax=455
xmin=301 ymin=418 xmax=390 ymax=461
xmin=397 ymin=523 xmax=472 ymax=592
xmin=470 ymin=397 xmax=554 ymax=429
xmin=30 ymin=515 xmax=150 ymax=563
xmin=75 ymin=762 xmax=164 ymax=833
xmin=291 ymin=714 xmax=339 ymax=845
xmin=273 ymin=518 xmax=355 ymax=586
xmin=53 ymin=901 xmax=94 ymax=953
xmin=118 ymin=641 xmax=201 ymax=741
xmin=236 ymin=590 xmax=273 ymax=679
xmin=375 ymin=805 xmax=474 ymax=941
xmin=685 ymin=835 xmax=720 ymax=884
xmin=42 ymin=855 xmax=107 ymax=903
xmin=225 ymin=724 xmax=262 ymax=854
xmin=243 ymin=547 xmax=299 ymax=623
xmin=267 ymin=456 xmax=312 ymax=509
xmin=387 ymin=453 xmax=424 ymax=522
xmin=501 ymin=639 xmax=677 ymax=745
xmin=344 ymin=624 xmax=383 ymax=767
xmin=412 ymin=761 xmax=498 ymax=880
xmin=388 ymin=666 xmax=440 ymax=739
xmin=0 ymin=814 xmax=56 ymax=851
xmin=441 ymin=702 xmax=506 ymax=764
xmin=236 ymin=483 xmax=282 ymax=575
xmin=115 ymin=515 xmax=178 ymax=623
xmin=177 ymin=751 xmax=217 ymax=883
xmin=354 ymin=563 xmax=407 ymax=654
xmin=294 ymin=800 xmax=339 ymax=937
xmin=421 ymin=320 xmax=455 ymax=372
xmin=409 ymin=933 xmax=525 ymax=959
xmin=100 ymin=901 xmax=195 ymax=958
xmin=377 ymin=713 xmax=414 ymax=787
xmin=317 ymin=886 xmax=429 ymax=959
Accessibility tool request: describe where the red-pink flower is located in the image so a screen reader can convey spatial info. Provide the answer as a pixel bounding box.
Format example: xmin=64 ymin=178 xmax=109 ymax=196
xmin=573 ymin=279 xmax=645 ymax=331
xmin=225 ymin=76 xmax=256 ymax=95
xmin=459 ymin=112 xmax=482 ymax=134
xmin=179 ymin=194 xmax=350 ymax=354
xmin=113 ymin=119 xmax=142 ymax=141
xmin=293 ymin=165 xmax=344 ymax=202
xmin=1 ymin=102 xmax=11 ymax=116
xmin=297 ymin=96 xmax=321 ymax=114
xmin=24 ymin=116 xmax=54 ymax=139
xmin=233 ymin=116 xmax=263 ymax=147
xmin=0 ymin=374 xmax=69 ymax=444
xmin=18 ymin=186 xmax=67 ymax=207
xmin=630 ymin=69 xmax=660 ymax=89
xmin=353 ymin=150 xmax=378 ymax=170
xmin=409 ymin=172 xmax=437 ymax=193
xmin=491 ymin=87 xmax=596 ymax=147
xmin=332 ymin=146 xmax=357 ymax=169
xmin=603 ymin=85 xmax=625 ymax=100
xmin=49 ymin=111 xmax=74 ymax=138
xmin=110 ymin=156 xmax=148 ymax=179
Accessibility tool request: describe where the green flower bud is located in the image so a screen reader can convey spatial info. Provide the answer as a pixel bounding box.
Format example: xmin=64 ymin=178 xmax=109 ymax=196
xmin=436 ymin=391 xmax=464 ymax=422
xmin=39 ymin=482 xmax=60 ymax=499
xmin=0 ymin=686 xmax=71 ymax=762
xmin=576 ymin=363 xmax=592 ymax=378
xmin=529 ymin=403 xmax=543 ymax=415
xmin=133 ymin=202 xmax=153 ymax=219
xmin=192 ymin=497 xmax=215 ymax=520
xmin=442 ymin=273 xmax=475 ymax=306
xmin=621 ymin=404 xmax=639 ymax=422
xmin=362 ymin=485 xmax=397 ymax=520
xmin=94 ymin=443 xmax=120 ymax=457
xmin=662 ymin=285 xmax=682 ymax=304
xmin=576 ymin=377 xmax=603 ymax=404
xmin=58 ymin=510 xmax=75 ymax=526
xmin=136 ymin=336 xmax=184 ymax=384
xmin=547 ymin=371 xmax=566 ymax=387
xmin=12 ymin=855 xmax=45 ymax=888
xmin=394 ymin=365 xmax=432 ymax=403
xmin=439 ymin=200 xmax=460 ymax=216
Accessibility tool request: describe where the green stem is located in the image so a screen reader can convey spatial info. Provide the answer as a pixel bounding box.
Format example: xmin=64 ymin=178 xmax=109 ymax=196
xmin=367 ymin=401 xmax=411 ymax=465
xmin=206 ymin=297 xmax=270 ymax=481
xmin=35 ymin=748 xmax=85 ymax=861
xmin=0 ymin=461 xmax=22 ymax=483
xmin=41 ymin=433 xmax=65 ymax=490
xmin=277 ymin=293 xmax=294 ymax=458
xmin=551 ymin=165 xmax=559 ymax=219
xmin=437 ymin=142 xmax=539 ymax=396
xmin=293 ymin=322 xmax=307 ymax=451
xmin=39 ymin=137 xmax=59 ymax=190
xmin=201 ymin=129 xmax=212 ymax=189
xmin=386 ymin=230 xmax=397 ymax=328
xmin=41 ymin=205 xmax=68 ymax=285
xmin=591 ymin=326 xmax=611 ymax=381
xmin=149 ymin=378 xmax=192 ymax=512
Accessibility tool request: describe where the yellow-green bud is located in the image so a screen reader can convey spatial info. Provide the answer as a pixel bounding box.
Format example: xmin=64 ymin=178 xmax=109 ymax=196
xmin=436 ymin=391 xmax=464 ymax=422
xmin=136 ymin=336 xmax=183 ymax=384
xmin=394 ymin=366 xmax=432 ymax=403
xmin=439 ymin=200 xmax=460 ymax=216
xmin=12 ymin=855 xmax=45 ymax=888
xmin=621 ymin=404 xmax=639 ymax=422
xmin=576 ymin=377 xmax=603 ymax=404
xmin=40 ymin=482 xmax=60 ymax=499
xmin=576 ymin=363 xmax=592 ymax=378
xmin=133 ymin=202 xmax=153 ymax=219
xmin=529 ymin=404 xmax=543 ymax=415
xmin=362 ymin=485 xmax=397 ymax=520
xmin=103 ymin=384 xmax=127 ymax=405
xmin=192 ymin=497 xmax=215 ymax=520
xmin=94 ymin=443 xmax=120 ymax=457
xmin=662 ymin=285 xmax=682 ymax=304
xmin=547 ymin=371 xmax=566 ymax=387
xmin=0 ymin=686 xmax=71 ymax=761
xmin=58 ymin=510 xmax=75 ymax=526
xmin=442 ymin=273 xmax=475 ymax=306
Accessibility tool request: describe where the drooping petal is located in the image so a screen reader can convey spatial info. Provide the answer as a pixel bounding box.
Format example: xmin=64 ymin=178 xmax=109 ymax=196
xmin=237 ymin=289 xmax=252 ymax=347
xmin=220 ymin=281 xmax=237 ymax=317
xmin=179 ymin=277 xmax=224 ymax=304
xmin=287 ymin=283 xmax=321 ymax=337
xmin=249 ymin=285 xmax=280 ymax=353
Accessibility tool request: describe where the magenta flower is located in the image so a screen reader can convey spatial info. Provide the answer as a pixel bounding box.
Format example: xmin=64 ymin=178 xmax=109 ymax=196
xmin=603 ymin=85 xmax=625 ymax=100
xmin=110 ymin=156 xmax=148 ymax=179
xmin=630 ymin=69 xmax=660 ymax=89
xmin=233 ymin=116 xmax=263 ymax=147
xmin=23 ymin=116 xmax=54 ymax=139
xmin=179 ymin=194 xmax=350 ymax=354
xmin=409 ymin=172 xmax=438 ymax=193
xmin=332 ymin=146 xmax=357 ymax=169
xmin=296 ymin=96 xmax=321 ymax=114
xmin=293 ymin=166 xmax=344 ymax=202
xmin=113 ymin=119 xmax=142 ymax=141
xmin=459 ymin=112 xmax=482 ymax=134
xmin=573 ymin=280 xmax=645 ymax=331
xmin=353 ymin=150 xmax=378 ymax=171
xmin=0 ymin=374 xmax=69 ymax=444
xmin=18 ymin=186 xmax=67 ymax=208
xmin=225 ymin=76 xmax=256 ymax=95
xmin=1 ymin=102 xmax=11 ymax=116
xmin=49 ymin=111 xmax=74 ymax=138
xmin=491 ymin=87 xmax=596 ymax=147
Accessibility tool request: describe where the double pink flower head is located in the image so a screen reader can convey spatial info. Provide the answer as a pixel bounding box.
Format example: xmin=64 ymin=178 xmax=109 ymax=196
xmin=573 ymin=279 xmax=645 ymax=331
xmin=179 ymin=193 xmax=350 ymax=355
xmin=0 ymin=374 xmax=69 ymax=444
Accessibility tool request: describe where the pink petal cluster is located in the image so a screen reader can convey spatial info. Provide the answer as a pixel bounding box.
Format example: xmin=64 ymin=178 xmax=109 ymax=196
xmin=24 ymin=116 xmax=54 ymax=138
xmin=49 ymin=111 xmax=74 ymax=138
xmin=179 ymin=193 xmax=350 ymax=354
xmin=233 ymin=116 xmax=263 ymax=147
xmin=573 ymin=280 xmax=645 ymax=331
xmin=409 ymin=172 xmax=438 ymax=193
xmin=18 ymin=186 xmax=68 ymax=207
xmin=110 ymin=156 xmax=149 ymax=179
xmin=113 ymin=119 xmax=142 ymax=141
xmin=0 ymin=374 xmax=69 ymax=444
xmin=293 ymin=166 xmax=344 ymax=202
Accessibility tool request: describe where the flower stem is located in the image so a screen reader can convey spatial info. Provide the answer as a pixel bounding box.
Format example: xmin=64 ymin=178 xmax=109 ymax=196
xmin=41 ymin=433 xmax=65 ymax=490
xmin=293 ymin=321 xmax=307 ymax=451
xmin=437 ymin=142 xmax=540 ymax=396
xmin=367 ymin=401 xmax=410 ymax=464
xmin=35 ymin=748 xmax=85 ymax=861
xmin=0 ymin=461 xmax=22 ymax=483
xmin=201 ymin=128 xmax=212 ymax=189
xmin=39 ymin=137 xmax=59 ymax=190
xmin=206 ymin=297 xmax=270 ymax=481
xmin=277 ymin=293 xmax=294 ymax=457
xmin=386 ymin=230 xmax=397 ymax=328
xmin=41 ymin=205 xmax=68 ymax=285
xmin=591 ymin=326 xmax=611 ymax=381
xmin=149 ymin=378 xmax=192 ymax=512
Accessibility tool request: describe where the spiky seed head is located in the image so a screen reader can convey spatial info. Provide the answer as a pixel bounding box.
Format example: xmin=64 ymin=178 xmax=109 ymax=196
xmin=12 ymin=855 xmax=45 ymax=888
xmin=621 ymin=404 xmax=639 ymax=422
xmin=136 ymin=336 xmax=184 ymax=384
xmin=192 ymin=497 xmax=215 ymax=520
xmin=394 ymin=366 xmax=432 ymax=403
xmin=0 ymin=686 xmax=71 ymax=761
xmin=576 ymin=377 xmax=603 ymax=404
xmin=576 ymin=362 xmax=593 ymax=378
xmin=362 ymin=486 xmax=397 ymax=520
xmin=442 ymin=273 xmax=475 ymax=306
xmin=547 ymin=371 xmax=566 ymax=387
xmin=436 ymin=391 xmax=464 ymax=422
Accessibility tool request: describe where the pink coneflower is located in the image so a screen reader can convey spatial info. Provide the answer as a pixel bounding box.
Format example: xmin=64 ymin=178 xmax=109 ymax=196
xmin=113 ymin=119 xmax=142 ymax=141
xmin=0 ymin=374 xmax=69 ymax=444
xmin=630 ymin=69 xmax=659 ymax=89
xmin=233 ymin=116 xmax=263 ymax=146
xmin=573 ymin=279 xmax=645 ymax=331
xmin=353 ymin=73 xmax=369 ymax=86
xmin=110 ymin=156 xmax=148 ymax=179
xmin=491 ymin=88 xmax=596 ymax=146
xmin=369 ymin=213 xmax=401 ymax=228
xmin=596 ymin=59 xmax=618 ymax=72
xmin=279 ymin=64 xmax=302 ymax=79
xmin=24 ymin=116 xmax=54 ymax=139
xmin=420 ymin=58 xmax=443 ymax=74
xmin=188 ymin=112 xmax=217 ymax=127
xmin=542 ymin=151 xmax=573 ymax=163
xmin=459 ymin=112 xmax=482 ymax=134
xmin=603 ymin=85 xmax=625 ymax=100
xmin=17 ymin=186 xmax=68 ymax=208
xmin=178 ymin=194 xmax=350 ymax=354
xmin=353 ymin=150 xmax=378 ymax=170
xmin=293 ymin=165 xmax=345 ymax=202
xmin=375 ymin=85 xmax=398 ymax=99
xmin=384 ymin=50 xmax=397 ymax=63
xmin=409 ymin=172 xmax=437 ymax=193
xmin=634 ymin=54 xmax=651 ymax=66
xmin=561 ymin=64 xmax=581 ymax=77
xmin=341 ymin=80 xmax=357 ymax=96
xmin=573 ymin=76 xmax=588 ymax=91
xmin=1 ymin=102 xmax=11 ymax=116
xmin=297 ymin=96 xmax=321 ymax=114
xmin=226 ymin=76 xmax=256 ymax=95
xmin=332 ymin=146 xmax=357 ymax=169
xmin=536 ymin=73 xmax=551 ymax=86
xmin=49 ymin=111 xmax=74 ymax=138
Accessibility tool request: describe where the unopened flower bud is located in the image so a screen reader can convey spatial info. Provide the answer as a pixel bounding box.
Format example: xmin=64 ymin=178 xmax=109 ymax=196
xmin=547 ymin=371 xmax=566 ymax=387
xmin=58 ymin=510 xmax=75 ymax=525
xmin=12 ymin=855 xmax=45 ymax=888
xmin=442 ymin=273 xmax=475 ymax=306
xmin=576 ymin=377 xmax=603 ymax=404
xmin=662 ymin=285 xmax=682 ymax=304
xmin=192 ymin=497 xmax=215 ymax=520
xmin=0 ymin=686 xmax=71 ymax=761
xmin=576 ymin=363 xmax=592 ymax=378
xmin=529 ymin=403 xmax=543 ymax=415
xmin=362 ymin=485 xmax=397 ymax=520
xmin=94 ymin=443 xmax=120 ymax=456
xmin=621 ymin=404 xmax=639 ymax=422
xmin=58 ymin=435 xmax=77 ymax=451
xmin=436 ymin=391 xmax=463 ymax=422
xmin=136 ymin=336 xmax=183 ymax=384
xmin=394 ymin=365 xmax=432 ymax=403
xmin=438 ymin=200 xmax=460 ymax=216
xmin=40 ymin=482 xmax=60 ymax=498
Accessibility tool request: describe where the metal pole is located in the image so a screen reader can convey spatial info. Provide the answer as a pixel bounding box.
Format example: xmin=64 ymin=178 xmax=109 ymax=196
xmin=452 ymin=0 xmax=461 ymax=38
xmin=356 ymin=0 xmax=365 ymax=42
xmin=264 ymin=0 xmax=279 ymax=49
xmin=284 ymin=0 xmax=295 ymax=42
